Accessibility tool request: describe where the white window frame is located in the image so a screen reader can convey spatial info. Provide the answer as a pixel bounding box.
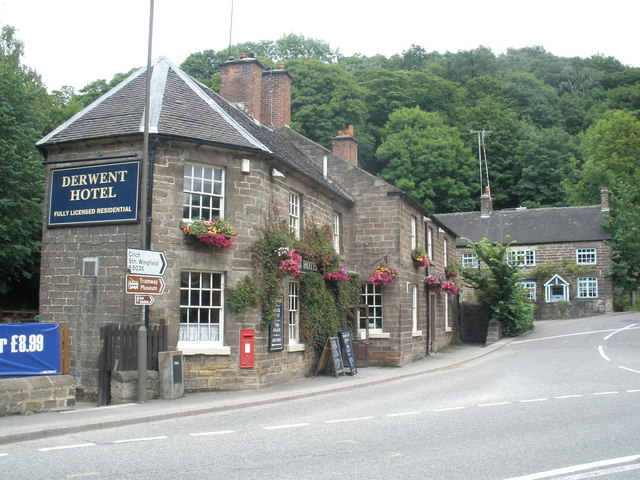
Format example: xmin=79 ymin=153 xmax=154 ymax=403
xmin=412 ymin=284 xmax=421 ymax=336
xmin=444 ymin=294 xmax=451 ymax=332
xmin=183 ymin=163 xmax=225 ymax=221
xmin=577 ymin=277 xmax=598 ymax=298
xmin=333 ymin=211 xmax=341 ymax=254
xmin=462 ymin=252 xmax=479 ymax=268
xmin=178 ymin=271 xmax=229 ymax=355
xmin=359 ymin=283 xmax=387 ymax=337
xmin=544 ymin=274 xmax=570 ymax=303
xmin=508 ymin=249 xmax=536 ymax=267
xmin=443 ymin=237 xmax=448 ymax=267
xmin=576 ymin=248 xmax=597 ymax=265
xmin=289 ymin=191 xmax=300 ymax=239
xmin=287 ymin=281 xmax=305 ymax=351
xmin=411 ymin=216 xmax=417 ymax=250
xmin=518 ymin=281 xmax=537 ymax=300
xmin=427 ymin=226 xmax=433 ymax=260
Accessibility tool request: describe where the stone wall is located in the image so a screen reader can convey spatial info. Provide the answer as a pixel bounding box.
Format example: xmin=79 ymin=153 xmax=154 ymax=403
xmin=0 ymin=375 xmax=75 ymax=416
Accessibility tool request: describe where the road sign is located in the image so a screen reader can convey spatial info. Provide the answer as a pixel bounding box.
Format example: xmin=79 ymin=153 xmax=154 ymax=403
xmin=127 ymin=248 xmax=167 ymax=276
xmin=134 ymin=295 xmax=155 ymax=305
xmin=126 ymin=275 xmax=165 ymax=294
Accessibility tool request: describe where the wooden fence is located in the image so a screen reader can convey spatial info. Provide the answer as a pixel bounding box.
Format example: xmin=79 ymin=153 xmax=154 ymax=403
xmin=97 ymin=321 xmax=167 ymax=406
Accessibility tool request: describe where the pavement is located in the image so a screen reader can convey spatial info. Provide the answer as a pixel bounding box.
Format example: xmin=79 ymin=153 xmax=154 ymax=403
xmin=0 ymin=338 xmax=513 ymax=445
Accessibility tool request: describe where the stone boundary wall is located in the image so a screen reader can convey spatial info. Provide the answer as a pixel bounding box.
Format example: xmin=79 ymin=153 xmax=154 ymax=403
xmin=0 ymin=375 xmax=75 ymax=416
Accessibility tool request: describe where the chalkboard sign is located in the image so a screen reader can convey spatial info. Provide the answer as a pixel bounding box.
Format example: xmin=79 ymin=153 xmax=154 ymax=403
xmin=269 ymin=301 xmax=284 ymax=351
xmin=314 ymin=337 xmax=345 ymax=377
xmin=338 ymin=329 xmax=357 ymax=375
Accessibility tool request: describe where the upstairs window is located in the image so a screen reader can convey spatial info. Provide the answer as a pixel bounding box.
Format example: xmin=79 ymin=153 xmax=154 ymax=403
xmin=462 ymin=252 xmax=478 ymax=268
xmin=289 ymin=192 xmax=300 ymax=239
xmin=183 ymin=163 xmax=224 ymax=221
xmin=333 ymin=211 xmax=341 ymax=254
xmin=509 ymin=249 xmax=536 ymax=267
xmin=410 ymin=216 xmax=417 ymax=250
xmin=576 ymin=248 xmax=597 ymax=265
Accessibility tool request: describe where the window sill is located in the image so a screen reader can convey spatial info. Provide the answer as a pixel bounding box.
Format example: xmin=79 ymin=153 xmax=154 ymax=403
xmin=177 ymin=342 xmax=230 ymax=355
xmin=368 ymin=331 xmax=390 ymax=339
xmin=445 ymin=327 xmax=452 ymax=333
xmin=287 ymin=343 xmax=306 ymax=352
xmin=412 ymin=330 xmax=422 ymax=337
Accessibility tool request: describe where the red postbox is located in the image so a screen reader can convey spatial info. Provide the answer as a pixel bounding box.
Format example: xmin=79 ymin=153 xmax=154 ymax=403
xmin=239 ymin=329 xmax=255 ymax=368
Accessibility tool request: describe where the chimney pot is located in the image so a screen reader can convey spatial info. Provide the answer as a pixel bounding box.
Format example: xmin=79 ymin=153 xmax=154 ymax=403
xmin=600 ymin=186 xmax=610 ymax=211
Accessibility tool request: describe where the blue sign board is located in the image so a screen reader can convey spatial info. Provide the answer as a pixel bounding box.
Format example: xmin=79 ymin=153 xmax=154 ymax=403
xmin=0 ymin=324 xmax=61 ymax=377
xmin=48 ymin=161 xmax=140 ymax=226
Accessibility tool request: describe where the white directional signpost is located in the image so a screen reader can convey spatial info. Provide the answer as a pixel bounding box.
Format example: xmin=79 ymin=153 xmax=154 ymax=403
xmin=127 ymin=248 xmax=167 ymax=276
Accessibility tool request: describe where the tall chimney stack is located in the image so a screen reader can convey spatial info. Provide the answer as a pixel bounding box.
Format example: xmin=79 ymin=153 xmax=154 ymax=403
xmin=261 ymin=64 xmax=292 ymax=127
xmin=219 ymin=54 xmax=263 ymax=120
xmin=600 ymin=186 xmax=610 ymax=211
xmin=332 ymin=125 xmax=358 ymax=166
xmin=480 ymin=186 xmax=493 ymax=217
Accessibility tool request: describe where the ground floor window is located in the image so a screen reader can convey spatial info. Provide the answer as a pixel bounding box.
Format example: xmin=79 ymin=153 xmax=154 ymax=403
xmin=359 ymin=283 xmax=383 ymax=331
xmin=518 ymin=281 xmax=537 ymax=300
xmin=288 ymin=281 xmax=300 ymax=343
xmin=577 ymin=277 xmax=598 ymax=298
xmin=179 ymin=271 xmax=224 ymax=343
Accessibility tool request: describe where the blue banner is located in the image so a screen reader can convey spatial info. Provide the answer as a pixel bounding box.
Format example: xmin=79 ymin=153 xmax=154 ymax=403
xmin=48 ymin=161 xmax=139 ymax=226
xmin=0 ymin=324 xmax=61 ymax=377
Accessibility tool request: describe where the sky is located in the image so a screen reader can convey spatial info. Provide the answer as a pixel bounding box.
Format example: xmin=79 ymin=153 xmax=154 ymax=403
xmin=1 ymin=0 xmax=638 ymax=92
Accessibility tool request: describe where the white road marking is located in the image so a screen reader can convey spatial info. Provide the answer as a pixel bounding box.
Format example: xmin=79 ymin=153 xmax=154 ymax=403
xmin=263 ymin=423 xmax=311 ymax=430
xmin=627 ymin=389 xmax=640 ymax=393
xmin=512 ymin=329 xmax=626 ymax=344
xmin=591 ymin=391 xmax=618 ymax=396
xmin=519 ymin=398 xmax=548 ymax=403
xmin=560 ymin=463 xmax=640 ymax=479
xmin=433 ymin=406 xmax=465 ymax=412
xmin=111 ymin=436 xmax=167 ymax=444
xmin=478 ymin=402 xmax=512 ymax=407
xmin=0 ymin=453 xmax=8 ymax=457
xmin=501 ymin=453 xmax=640 ymax=480
xmin=619 ymin=366 xmax=640 ymax=374
xmin=38 ymin=443 xmax=96 ymax=452
xmin=554 ymin=394 xmax=583 ymax=399
xmin=385 ymin=411 xmax=421 ymax=417
xmin=603 ymin=323 xmax=637 ymax=341
xmin=189 ymin=430 xmax=235 ymax=437
xmin=597 ymin=345 xmax=610 ymax=361
xmin=325 ymin=416 xmax=373 ymax=424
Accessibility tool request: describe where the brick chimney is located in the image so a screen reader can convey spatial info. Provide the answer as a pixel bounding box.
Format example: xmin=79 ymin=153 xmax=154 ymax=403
xmin=261 ymin=64 xmax=292 ymax=127
xmin=332 ymin=125 xmax=358 ymax=166
xmin=219 ymin=54 xmax=263 ymax=120
xmin=480 ymin=186 xmax=493 ymax=217
xmin=600 ymin=186 xmax=610 ymax=211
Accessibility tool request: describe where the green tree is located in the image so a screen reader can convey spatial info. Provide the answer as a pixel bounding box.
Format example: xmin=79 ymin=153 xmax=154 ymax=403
xmin=565 ymin=110 xmax=640 ymax=205
xmin=0 ymin=25 xmax=46 ymax=298
xmin=376 ymin=107 xmax=476 ymax=213
xmin=461 ymin=237 xmax=534 ymax=336
xmin=605 ymin=184 xmax=640 ymax=307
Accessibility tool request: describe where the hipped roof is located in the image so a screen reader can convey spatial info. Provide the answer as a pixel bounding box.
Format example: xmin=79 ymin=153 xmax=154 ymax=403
xmin=38 ymin=58 xmax=354 ymax=204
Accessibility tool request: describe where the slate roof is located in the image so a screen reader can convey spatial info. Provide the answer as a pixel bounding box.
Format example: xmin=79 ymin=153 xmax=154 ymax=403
xmin=37 ymin=58 xmax=354 ymax=204
xmin=435 ymin=205 xmax=611 ymax=248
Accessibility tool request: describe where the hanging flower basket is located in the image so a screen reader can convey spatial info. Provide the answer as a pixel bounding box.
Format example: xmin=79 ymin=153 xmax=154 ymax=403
xmin=323 ymin=264 xmax=349 ymax=283
xmin=426 ymin=274 xmax=458 ymax=295
xmin=279 ymin=248 xmax=302 ymax=278
xmin=369 ymin=264 xmax=398 ymax=286
xmin=445 ymin=265 xmax=459 ymax=279
xmin=411 ymin=248 xmax=430 ymax=267
xmin=182 ymin=217 xmax=237 ymax=248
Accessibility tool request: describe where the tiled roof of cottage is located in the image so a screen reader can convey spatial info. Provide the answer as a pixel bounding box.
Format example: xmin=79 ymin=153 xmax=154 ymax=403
xmin=435 ymin=205 xmax=611 ymax=248
xmin=37 ymin=58 xmax=354 ymax=204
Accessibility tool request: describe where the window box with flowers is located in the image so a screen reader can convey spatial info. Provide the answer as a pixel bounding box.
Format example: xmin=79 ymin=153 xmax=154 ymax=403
xmin=182 ymin=217 xmax=237 ymax=248
xmin=323 ymin=264 xmax=349 ymax=283
xmin=412 ymin=248 xmax=430 ymax=268
xmin=370 ymin=264 xmax=398 ymax=286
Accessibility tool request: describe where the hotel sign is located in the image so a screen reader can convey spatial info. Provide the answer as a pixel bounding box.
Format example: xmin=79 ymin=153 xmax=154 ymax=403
xmin=48 ymin=161 xmax=140 ymax=226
